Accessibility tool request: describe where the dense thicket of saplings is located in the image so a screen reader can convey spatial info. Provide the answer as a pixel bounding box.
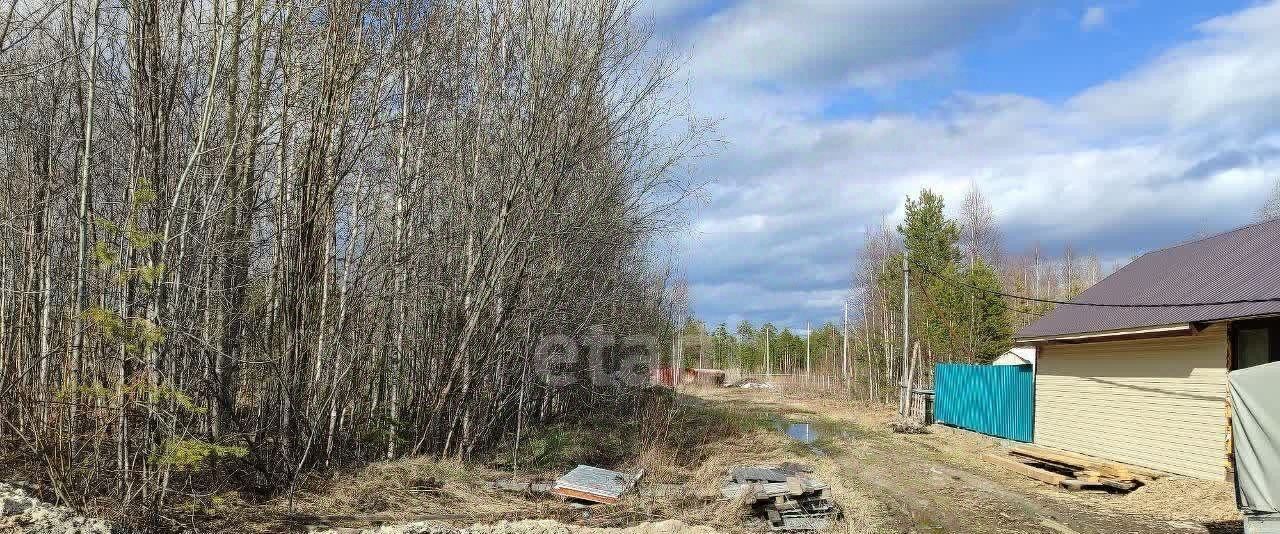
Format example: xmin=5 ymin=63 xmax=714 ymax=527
xmin=0 ymin=0 xmax=705 ymax=525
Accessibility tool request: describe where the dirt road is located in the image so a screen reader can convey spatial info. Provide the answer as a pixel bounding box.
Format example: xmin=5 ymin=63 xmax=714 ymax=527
xmin=688 ymin=386 xmax=1242 ymax=534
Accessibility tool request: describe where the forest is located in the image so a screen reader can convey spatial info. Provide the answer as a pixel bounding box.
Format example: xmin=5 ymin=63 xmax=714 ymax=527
xmin=0 ymin=0 xmax=705 ymax=526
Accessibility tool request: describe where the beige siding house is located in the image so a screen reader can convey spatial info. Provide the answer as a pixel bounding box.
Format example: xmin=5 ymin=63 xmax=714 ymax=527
xmin=1015 ymin=219 xmax=1280 ymax=480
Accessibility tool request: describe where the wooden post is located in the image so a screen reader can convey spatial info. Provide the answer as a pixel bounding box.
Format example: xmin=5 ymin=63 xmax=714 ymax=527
xmin=900 ymin=252 xmax=911 ymax=417
xmin=805 ymin=321 xmax=811 ymax=377
xmin=842 ymin=301 xmax=849 ymax=381
xmin=766 ymin=327 xmax=771 ymax=382
xmin=904 ymin=342 xmax=920 ymax=419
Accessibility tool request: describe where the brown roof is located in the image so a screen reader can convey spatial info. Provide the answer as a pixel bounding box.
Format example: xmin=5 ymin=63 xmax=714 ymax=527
xmin=1015 ymin=217 xmax=1280 ymax=340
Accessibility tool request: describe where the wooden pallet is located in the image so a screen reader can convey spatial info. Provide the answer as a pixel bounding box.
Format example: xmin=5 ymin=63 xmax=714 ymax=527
xmin=1008 ymin=446 xmax=1163 ymax=481
xmin=987 ymin=447 xmax=1147 ymax=493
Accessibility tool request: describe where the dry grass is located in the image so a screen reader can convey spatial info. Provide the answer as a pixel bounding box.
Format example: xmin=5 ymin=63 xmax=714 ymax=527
xmin=292 ymin=458 xmax=519 ymax=518
xmin=210 ymin=390 xmax=791 ymax=532
xmin=212 ymin=457 xmax=569 ymax=532
xmin=1092 ymin=477 xmax=1242 ymax=523
xmin=644 ymin=425 xmax=887 ymax=534
xmin=670 ymin=388 xmax=899 ymax=533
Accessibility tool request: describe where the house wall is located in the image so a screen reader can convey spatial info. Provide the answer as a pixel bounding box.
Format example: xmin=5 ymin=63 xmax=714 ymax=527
xmin=1034 ymin=324 xmax=1229 ymax=480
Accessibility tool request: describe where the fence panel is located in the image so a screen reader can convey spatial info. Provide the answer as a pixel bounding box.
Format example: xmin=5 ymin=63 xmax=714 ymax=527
xmin=934 ymin=363 xmax=1034 ymax=442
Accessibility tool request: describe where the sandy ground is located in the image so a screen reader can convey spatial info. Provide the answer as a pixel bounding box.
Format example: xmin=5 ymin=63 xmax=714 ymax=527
xmin=689 ymin=385 xmax=1243 ymax=534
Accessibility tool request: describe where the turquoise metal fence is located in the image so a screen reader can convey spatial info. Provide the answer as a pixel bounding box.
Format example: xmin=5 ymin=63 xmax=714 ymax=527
xmin=934 ymin=363 xmax=1034 ymax=442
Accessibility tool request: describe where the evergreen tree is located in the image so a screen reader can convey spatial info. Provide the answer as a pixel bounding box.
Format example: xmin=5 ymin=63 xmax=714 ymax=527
xmin=898 ymin=189 xmax=960 ymax=271
xmin=896 ymin=189 xmax=964 ymax=361
xmin=735 ymin=320 xmax=759 ymax=370
xmin=713 ymin=323 xmax=732 ymax=367
xmin=966 ymin=259 xmax=1014 ymax=361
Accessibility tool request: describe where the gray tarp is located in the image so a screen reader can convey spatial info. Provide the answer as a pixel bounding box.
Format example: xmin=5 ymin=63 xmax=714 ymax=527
xmin=1230 ymin=361 xmax=1280 ymax=516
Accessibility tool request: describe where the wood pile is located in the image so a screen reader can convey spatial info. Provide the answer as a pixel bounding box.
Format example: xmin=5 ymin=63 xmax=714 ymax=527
xmin=720 ymin=464 xmax=841 ymax=531
xmin=985 ymin=446 xmax=1164 ymax=493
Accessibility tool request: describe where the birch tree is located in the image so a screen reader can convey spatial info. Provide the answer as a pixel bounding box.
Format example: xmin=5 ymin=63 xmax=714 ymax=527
xmin=0 ymin=0 xmax=706 ymax=528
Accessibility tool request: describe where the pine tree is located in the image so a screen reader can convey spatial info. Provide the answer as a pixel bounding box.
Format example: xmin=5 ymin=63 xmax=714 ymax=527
xmin=896 ymin=189 xmax=964 ymax=361
xmin=966 ymin=259 xmax=1013 ymax=361
xmin=898 ymin=189 xmax=961 ymax=271
xmin=736 ymin=320 xmax=759 ymax=370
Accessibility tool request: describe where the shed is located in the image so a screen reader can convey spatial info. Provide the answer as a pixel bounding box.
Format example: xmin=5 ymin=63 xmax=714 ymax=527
xmin=993 ymin=346 xmax=1036 ymax=367
xmin=1015 ymin=218 xmax=1280 ymax=480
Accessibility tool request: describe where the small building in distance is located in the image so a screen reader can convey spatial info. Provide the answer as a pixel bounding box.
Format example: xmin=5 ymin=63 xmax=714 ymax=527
xmin=992 ymin=346 xmax=1036 ymax=368
xmin=1014 ymin=218 xmax=1280 ymax=480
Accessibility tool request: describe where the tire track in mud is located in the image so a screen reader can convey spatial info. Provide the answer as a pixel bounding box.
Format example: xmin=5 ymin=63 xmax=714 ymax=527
xmin=722 ymin=390 xmax=1172 ymax=534
xmin=830 ymin=433 xmax=1173 ymax=534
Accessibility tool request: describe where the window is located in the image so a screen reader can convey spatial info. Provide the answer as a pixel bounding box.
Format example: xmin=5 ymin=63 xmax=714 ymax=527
xmin=1232 ymin=319 xmax=1280 ymax=370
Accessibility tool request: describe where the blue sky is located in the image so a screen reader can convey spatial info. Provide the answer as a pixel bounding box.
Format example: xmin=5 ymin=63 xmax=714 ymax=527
xmin=639 ymin=0 xmax=1280 ymax=331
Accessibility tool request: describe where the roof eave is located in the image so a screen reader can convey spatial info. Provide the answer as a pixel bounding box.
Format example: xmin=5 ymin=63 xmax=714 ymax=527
xmin=1014 ymin=323 xmax=1194 ymax=345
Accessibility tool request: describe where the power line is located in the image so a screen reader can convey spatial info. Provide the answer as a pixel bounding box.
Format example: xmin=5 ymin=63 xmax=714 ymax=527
xmin=909 ymin=261 xmax=1045 ymax=318
xmin=902 ymin=256 xmax=1046 ymax=318
xmin=904 ymin=254 xmax=1280 ymax=309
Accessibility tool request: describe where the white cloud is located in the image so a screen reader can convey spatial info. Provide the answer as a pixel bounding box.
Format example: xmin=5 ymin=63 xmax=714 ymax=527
xmin=666 ymin=1 xmax=1280 ymax=329
xmin=1081 ymin=6 xmax=1107 ymax=30
xmin=1069 ymin=1 xmax=1280 ymax=137
xmin=637 ymin=0 xmax=713 ymax=21
xmin=681 ymin=0 xmax=1021 ymax=89
xmin=696 ymin=214 xmax=769 ymax=234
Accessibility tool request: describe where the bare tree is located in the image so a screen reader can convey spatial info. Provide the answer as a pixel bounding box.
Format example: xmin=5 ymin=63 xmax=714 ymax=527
xmin=1260 ymin=177 xmax=1280 ymax=221
xmin=959 ymin=181 xmax=1000 ymax=267
xmin=0 ymin=0 xmax=707 ymax=528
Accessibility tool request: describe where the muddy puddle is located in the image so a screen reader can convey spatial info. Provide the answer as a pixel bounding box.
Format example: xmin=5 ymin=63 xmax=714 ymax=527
xmin=785 ymin=422 xmax=819 ymax=444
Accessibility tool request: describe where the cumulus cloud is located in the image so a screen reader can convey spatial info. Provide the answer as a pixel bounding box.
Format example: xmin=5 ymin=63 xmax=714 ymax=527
xmin=638 ymin=0 xmax=715 ymax=22
xmin=681 ymin=0 xmax=1022 ymax=88
xmin=1081 ymin=6 xmax=1107 ymax=30
xmin=663 ymin=1 xmax=1280 ymax=329
xmin=1070 ymin=1 xmax=1280 ymax=138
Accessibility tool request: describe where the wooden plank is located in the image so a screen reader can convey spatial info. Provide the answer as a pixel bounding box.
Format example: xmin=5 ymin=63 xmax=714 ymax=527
xmin=552 ymin=486 xmax=619 ymax=504
xmin=1010 ymin=446 xmax=1133 ymax=480
xmin=1061 ymin=478 xmax=1139 ymax=492
xmin=1072 ymin=470 xmax=1101 ymax=483
xmin=1099 ymin=479 xmax=1139 ymax=491
xmin=985 ymin=453 xmax=1069 ymax=486
xmin=785 ymin=476 xmax=805 ymax=496
xmin=1010 ymin=446 xmax=1089 ymax=468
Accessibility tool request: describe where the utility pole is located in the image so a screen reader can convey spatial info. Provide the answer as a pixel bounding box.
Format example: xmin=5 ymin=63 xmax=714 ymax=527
xmin=805 ymin=321 xmax=811 ymax=377
xmin=842 ymin=302 xmax=849 ymax=380
xmin=673 ymin=333 xmax=680 ymax=388
xmin=900 ymin=250 xmax=911 ymax=416
xmin=765 ymin=326 xmax=772 ymax=382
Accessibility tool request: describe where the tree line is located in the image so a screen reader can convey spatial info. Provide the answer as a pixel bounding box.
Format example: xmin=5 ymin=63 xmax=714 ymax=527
xmin=673 ymin=319 xmax=846 ymax=376
xmin=679 ymin=185 xmax=1108 ymax=404
xmin=0 ymin=0 xmax=703 ymax=527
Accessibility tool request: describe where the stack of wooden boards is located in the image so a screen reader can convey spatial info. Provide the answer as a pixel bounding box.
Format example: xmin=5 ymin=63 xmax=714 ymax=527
xmin=984 ymin=445 xmax=1163 ymax=492
xmin=720 ymin=463 xmax=841 ymax=531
